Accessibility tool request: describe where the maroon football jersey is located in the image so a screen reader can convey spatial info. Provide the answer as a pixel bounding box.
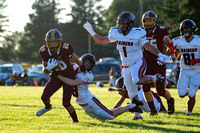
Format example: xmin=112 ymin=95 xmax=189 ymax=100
xmin=39 ymin=42 xmax=76 ymax=79
xmin=143 ymin=26 xmax=169 ymax=62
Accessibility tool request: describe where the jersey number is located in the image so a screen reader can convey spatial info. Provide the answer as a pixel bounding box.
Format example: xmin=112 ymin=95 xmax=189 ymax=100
xmin=122 ymin=46 xmax=127 ymax=57
xmin=183 ymin=53 xmax=195 ymax=65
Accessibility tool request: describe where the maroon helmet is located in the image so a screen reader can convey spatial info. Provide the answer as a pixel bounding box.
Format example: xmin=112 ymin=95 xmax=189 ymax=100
xmin=142 ymin=11 xmax=158 ymax=29
xmin=45 ymin=29 xmax=62 ymax=52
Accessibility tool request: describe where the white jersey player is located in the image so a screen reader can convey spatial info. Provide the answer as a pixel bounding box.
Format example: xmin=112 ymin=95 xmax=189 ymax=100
xmin=83 ymin=11 xmax=171 ymax=118
xmin=171 ymin=19 xmax=200 ymax=116
xmin=108 ymin=77 xmax=166 ymax=120
xmin=53 ymin=54 xmax=144 ymax=122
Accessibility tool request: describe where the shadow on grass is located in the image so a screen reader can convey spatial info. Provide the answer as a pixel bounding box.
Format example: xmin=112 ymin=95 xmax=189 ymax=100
xmin=1 ymin=104 xmax=83 ymax=110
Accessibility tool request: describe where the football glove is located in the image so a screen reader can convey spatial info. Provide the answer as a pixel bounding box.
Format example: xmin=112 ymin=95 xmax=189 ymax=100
xmin=83 ymin=21 xmax=96 ymax=36
xmin=157 ymin=57 xmax=165 ymax=65
xmin=158 ymin=53 xmax=172 ymax=62
xmin=190 ymin=59 xmax=200 ymax=65
xmin=169 ymin=42 xmax=177 ymax=54
xmin=46 ymin=58 xmax=59 ymax=71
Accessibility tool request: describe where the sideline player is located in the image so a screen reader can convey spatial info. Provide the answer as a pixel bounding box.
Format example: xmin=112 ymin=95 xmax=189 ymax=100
xmin=108 ymin=77 xmax=166 ymax=120
xmin=171 ymin=19 xmax=200 ymax=116
xmin=36 ymin=29 xmax=86 ymax=123
xmin=141 ymin=11 xmax=175 ymax=115
xmin=51 ymin=54 xmax=144 ymax=122
xmin=83 ymin=11 xmax=171 ymax=118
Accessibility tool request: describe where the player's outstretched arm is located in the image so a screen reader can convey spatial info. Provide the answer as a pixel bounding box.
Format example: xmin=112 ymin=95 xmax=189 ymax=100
xmin=83 ymin=21 xmax=111 ymax=45
xmin=57 ymin=75 xmax=84 ymax=86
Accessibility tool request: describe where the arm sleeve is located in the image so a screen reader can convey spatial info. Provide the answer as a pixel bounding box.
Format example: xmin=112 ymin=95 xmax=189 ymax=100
xmin=108 ymin=27 xmax=117 ymax=42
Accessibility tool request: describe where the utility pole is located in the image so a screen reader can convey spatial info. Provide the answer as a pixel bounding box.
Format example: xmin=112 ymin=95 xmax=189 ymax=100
xmin=88 ymin=0 xmax=92 ymax=54
xmin=140 ymin=0 xmax=143 ymax=27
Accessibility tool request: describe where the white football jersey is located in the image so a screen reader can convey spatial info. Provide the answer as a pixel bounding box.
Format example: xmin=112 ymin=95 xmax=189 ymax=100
xmin=108 ymin=27 xmax=148 ymax=66
xmin=172 ymin=35 xmax=200 ymax=70
xmin=75 ymin=72 xmax=94 ymax=104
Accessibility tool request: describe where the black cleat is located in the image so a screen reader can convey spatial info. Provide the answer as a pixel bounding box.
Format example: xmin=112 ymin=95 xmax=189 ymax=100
xmin=129 ymin=106 xmax=143 ymax=113
xmin=131 ymin=98 xmax=143 ymax=106
xmin=167 ymin=97 xmax=175 ymax=115
xmin=149 ymin=110 xmax=158 ymax=116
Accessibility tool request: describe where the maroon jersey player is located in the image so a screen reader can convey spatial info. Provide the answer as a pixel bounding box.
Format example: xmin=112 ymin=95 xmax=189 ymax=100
xmin=142 ymin=11 xmax=175 ymax=116
xmin=36 ymin=29 xmax=85 ymax=123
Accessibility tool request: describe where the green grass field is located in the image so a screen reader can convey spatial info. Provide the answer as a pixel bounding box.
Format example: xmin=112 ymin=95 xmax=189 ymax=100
xmin=0 ymin=85 xmax=200 ymax=133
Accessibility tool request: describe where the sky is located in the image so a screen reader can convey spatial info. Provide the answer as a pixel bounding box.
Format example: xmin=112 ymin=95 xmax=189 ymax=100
xmin=4 ymin=0 xmax=113 ymax=32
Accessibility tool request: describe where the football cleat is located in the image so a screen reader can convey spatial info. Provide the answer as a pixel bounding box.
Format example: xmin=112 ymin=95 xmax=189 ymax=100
xmin=133 ymin=116 xmax=143 ymax=121
xmin=131 ymin=98 xmax=143 ymax=106
xmin=149 ymin=110 xmax=158 ymax=116
xmin=36 ymin=106 xmax=52 ymax=116
xmin=129 ymin=106 xmax=143 ymax=113
xmin=167 ymin=98 xmax=175 ymax=115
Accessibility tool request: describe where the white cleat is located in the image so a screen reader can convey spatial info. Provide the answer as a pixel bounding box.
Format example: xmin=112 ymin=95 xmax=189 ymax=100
xmin=36 ymin=107 xmax=52 ymax=116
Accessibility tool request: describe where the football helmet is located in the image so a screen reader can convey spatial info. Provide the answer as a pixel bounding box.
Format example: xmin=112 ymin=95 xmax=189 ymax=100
xmin=45 ymin=29 xmax=62 ymax=52
xmin=142 ymin=11 xmax=158 ymax=29
xmin=116 ymin=11 xmax=135 ymax=34
xmin=116 ymin=77 xmax=124 ymax=88
xmin=179 ymin=19 xmax=197 ymax=38
xmin=80 ymin=54 xmax=96 ymax=71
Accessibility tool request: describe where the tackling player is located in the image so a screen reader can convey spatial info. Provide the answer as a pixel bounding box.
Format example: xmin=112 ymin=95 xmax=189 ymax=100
xmin=171 ymin=19 xmax=200 ymax=116
xmin=51 ymin=54 xmax=144 ymax=122
xmin=141 ymin=11 xmax=175 ymax=115
xmin=83 ymin=11 xmax=171 ymax=119
xmin=36 ymin=29 xmax=86 ymax=123
xmin=108 ymin=77 xmax=166 ymax=120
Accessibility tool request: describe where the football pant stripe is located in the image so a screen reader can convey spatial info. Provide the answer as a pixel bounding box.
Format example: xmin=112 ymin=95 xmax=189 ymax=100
xmin=92 ymin=97 xmax=114 ymax=117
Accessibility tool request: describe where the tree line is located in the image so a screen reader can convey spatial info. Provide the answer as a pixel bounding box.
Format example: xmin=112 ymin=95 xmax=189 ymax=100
xmin=0 ymin=0 xmax=200 ymax=64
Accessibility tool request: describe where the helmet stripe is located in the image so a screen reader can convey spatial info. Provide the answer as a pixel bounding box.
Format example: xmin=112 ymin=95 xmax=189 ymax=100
xmin=119 ymin=12 xmax=125 ymax=21
xmin=146 ymin=11 xmax=150 ymax=17
xmin=51 ymin=29 xmax=55 ymax=39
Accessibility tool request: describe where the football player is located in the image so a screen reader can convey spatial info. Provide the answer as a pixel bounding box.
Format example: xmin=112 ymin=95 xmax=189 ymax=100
xmin=108 ymin=77 xmax=166 ymax=120
xmin=141 ymin=11 xmax=175 ymax=115
xmin=171 ymin=19 xmax=200 ymax=116
xmin=51 ymin=54 xmax=144 ymax=122
xmin=36 ymin=29 xmax=86 ymax=123
xmin=83 ymin=11 xmax=171 ymax=119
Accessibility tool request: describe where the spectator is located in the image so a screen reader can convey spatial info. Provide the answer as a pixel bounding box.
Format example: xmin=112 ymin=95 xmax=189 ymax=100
xmin=109 ymin=66 xmax=118 ymax=86
xmin=5 ymin=71 xmax=20 ymax=86
xmin=172 ymin=63 xmax=180 ymax=85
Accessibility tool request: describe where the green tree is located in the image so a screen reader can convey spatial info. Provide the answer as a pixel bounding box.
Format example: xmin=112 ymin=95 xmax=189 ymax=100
xmin=1 ymin=32 xmax=22 ymax=62
xmin=155 ymin=0 xmax=200 ymax=38
xmin=17 ymin=0 xmax=61 ymax=63
xmin=0 ymin=0 xmax=9 ymax=62
xmin=60 ymin=0 xmax=108 ymax=59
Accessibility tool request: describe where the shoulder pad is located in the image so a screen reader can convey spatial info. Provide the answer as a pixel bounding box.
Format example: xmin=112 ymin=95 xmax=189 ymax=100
xmin=132 ymin=28 xmax=146 ymax=39
xmin=62 ymin=43 xmax=70 ymax=49
xmin=40 ymin=45 xmax=46 ymax=52
xmin=159 ymin=26 xmax=166 ymax=29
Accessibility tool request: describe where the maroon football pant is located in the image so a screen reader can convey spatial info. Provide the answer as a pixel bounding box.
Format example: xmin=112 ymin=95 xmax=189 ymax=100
xmin=41 ymin=77 xmax=74 ymax=108
xmin=143 ymin=60 xmax=166 ymax=96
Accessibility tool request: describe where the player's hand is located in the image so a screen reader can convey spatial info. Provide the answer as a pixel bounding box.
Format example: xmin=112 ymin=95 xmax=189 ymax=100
xmin=158 ymin=53 xmax=172 ymax=62
xmin=169 ymin=42 xmax=177 ymax=54
xmin=83 ymin=21 xmax=96 ymax=36
xmin=157 ymin=58 xmax=165 ymax=65
xmin=190 ymin=59 xmax=200 ymax=65
xmin=46 ymin=58 xmax=59 ymax=71
xmin=84 ymin=71 xmax=94 ymax=83
xmin=108 ymin=88 xmax=116 ymax=91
